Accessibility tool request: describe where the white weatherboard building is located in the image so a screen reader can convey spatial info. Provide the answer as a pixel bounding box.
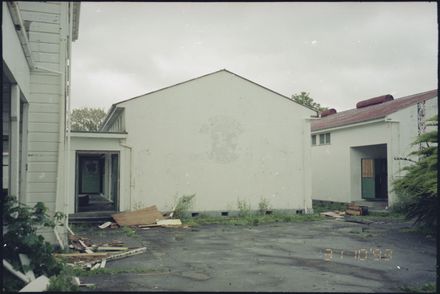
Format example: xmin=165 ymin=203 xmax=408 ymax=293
xmin=68 ymin=70 xmax=317 ymax=216
xmin=311 ymin=90 xmax=438 ymax=207
xmin=2 ymin=1 xmax=80 ymax=244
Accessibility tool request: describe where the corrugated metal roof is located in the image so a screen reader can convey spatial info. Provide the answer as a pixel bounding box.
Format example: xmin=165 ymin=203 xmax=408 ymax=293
xmin=311 ymin=89 xmax=437 ymax=132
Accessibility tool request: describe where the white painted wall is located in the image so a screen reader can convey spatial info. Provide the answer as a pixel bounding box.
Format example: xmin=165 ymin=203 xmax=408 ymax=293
xmin=311 ymin=96 xmax=438 ymax=206
xmin=3 ymin=2 xmax=77 ymax=244
xmin=117 ymin=70 xmax=315 ymax=213
xmin=312 ymin=121 xmax=390 ymax=203
xmin=2 ymin=2 xmax=30 ymax=99
xmin=68 ymin=133 xmax=129 ymax=214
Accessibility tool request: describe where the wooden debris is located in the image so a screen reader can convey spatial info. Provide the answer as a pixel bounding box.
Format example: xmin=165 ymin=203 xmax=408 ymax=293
xmin=54 ymin=253 xmax=108 ymax=263
xmin=345 ymin=209 xmax=361 ymax=216
xmin=320 ymin=211 xmax=344 ymax=218
xmin=72 ymin=277 xmax=81 ymax=286
xmin=78 ymin=240 xmax=94 ymax=254
xmin=97 ymin=246 xmax=129 ymax=252
xmin=156 ymin=219 xmax=182 ymax=226
xmin=112 ymin=206 xmax=164 ymax=226
xmin=345 ymin=203 xmax=368 ymax=216
xmin=3 ymin=259 xmax=30 ymax=283
xmin=91 ymin=263 xmax=101 ymax=270
xmin=100 ymin=259 xmax=107 ymax=268
xmin=19 ymin=254 xmax=36 ymax=281
xmin=19 ymin=275 xmax=49 ymax=292
xmin=106 ymin=247 xmax=147 ymax=262
xmin=137 ymin=224 xmax=161 ymax=228
xmin=98 ymin=221 xmax=113 ymax=229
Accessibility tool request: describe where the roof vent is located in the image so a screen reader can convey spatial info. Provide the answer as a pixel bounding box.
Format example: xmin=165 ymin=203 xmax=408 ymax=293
xmin=320 ymin=108 xmax=337 ymax=117
xmin=356 ymin=94 xmax=394 ymax=109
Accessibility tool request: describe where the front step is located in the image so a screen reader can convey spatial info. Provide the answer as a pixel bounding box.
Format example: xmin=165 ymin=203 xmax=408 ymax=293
xmin=69 ymin=211 xmax=115 ymax=224
xmin=352 ymin=200 xmax=388 ymax=213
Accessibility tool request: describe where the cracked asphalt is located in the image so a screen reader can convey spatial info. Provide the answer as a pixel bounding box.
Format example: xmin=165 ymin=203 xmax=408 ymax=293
xmin=74 ymin=218 xmax=436 ymax=292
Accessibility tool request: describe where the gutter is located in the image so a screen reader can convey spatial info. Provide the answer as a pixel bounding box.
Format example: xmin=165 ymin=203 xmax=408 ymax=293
xmin=7 ymin=2 xmax=35 ymax=69
xmin=311 ymin=118 xmax=386 ymax=134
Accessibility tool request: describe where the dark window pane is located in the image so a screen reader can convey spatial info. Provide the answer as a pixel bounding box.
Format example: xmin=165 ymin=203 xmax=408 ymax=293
xmin=319 ymin=134 xmax=325 ymax=144
xmin=326 ymin=133 xmax=331 ymax=144
xmin=312 ymin=135 xmax=316 ymax=145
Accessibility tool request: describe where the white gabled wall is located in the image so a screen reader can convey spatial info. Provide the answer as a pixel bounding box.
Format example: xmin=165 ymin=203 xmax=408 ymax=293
xmin=118 ymin=71 xmax=314 ymax=213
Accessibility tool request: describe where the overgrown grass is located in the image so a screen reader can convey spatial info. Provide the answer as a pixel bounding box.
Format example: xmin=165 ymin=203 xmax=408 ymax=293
xmin=400 ymin=282 xmax=436 ymax=293
xmin=312 ymin=201 xmax=348 ymax=213
xmin=121 ymin=226 xmax=138 ymax=238
xmin=181 ymin=212 xmax=323 ymax=226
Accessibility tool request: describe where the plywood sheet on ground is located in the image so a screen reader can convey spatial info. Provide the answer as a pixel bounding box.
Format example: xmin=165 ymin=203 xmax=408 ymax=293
xmin=111 ymin=206 xmax=164 ymax=226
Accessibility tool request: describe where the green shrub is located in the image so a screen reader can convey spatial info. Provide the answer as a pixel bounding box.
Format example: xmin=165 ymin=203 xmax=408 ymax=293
xmin=173 ymin=194 xmax=195 ymax=219
xmin=237 ymin=199 xmax=251 ymax=217
xmin=2 ymin=196 xmax=72 ymax=291
xmin=258 ymin=198 xmax=271 ymax=215
xmin=393 ymin=115 xmax=437 ymax=229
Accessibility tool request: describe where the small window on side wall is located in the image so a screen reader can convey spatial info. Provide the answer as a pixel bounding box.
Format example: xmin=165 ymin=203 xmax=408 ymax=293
xmin=319 ymin=134 xmax=325 ymax=144
xmin=325 ymin=133 xmax=331 ymax=144
xmin=311 ymin=135 xmax=316 ymax=145
xmin=318 ymin=132 xmax=331 ymax=145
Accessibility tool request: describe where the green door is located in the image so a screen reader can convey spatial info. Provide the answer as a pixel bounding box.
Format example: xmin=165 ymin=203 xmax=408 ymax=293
xmin=361 ymin=159 xmax=375 ymax=199
xmin=79 ymin=158 xmax=101 ymax=194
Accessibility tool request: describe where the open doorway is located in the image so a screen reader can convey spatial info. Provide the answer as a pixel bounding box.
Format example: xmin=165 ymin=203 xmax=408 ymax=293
xmin=75 ymin=151 xmax=119 ymax=212
xmin=351 ymin=143 xmax=388 ymax=202
xmin=361 ymin=158 xmax=387 ymax=199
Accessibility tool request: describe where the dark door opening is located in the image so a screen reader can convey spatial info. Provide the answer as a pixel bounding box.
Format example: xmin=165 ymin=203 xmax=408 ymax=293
xmin=361 ymin=158 xmax=387 ymax=200
xmin=75 ymin=152 xmax=119 ymax=213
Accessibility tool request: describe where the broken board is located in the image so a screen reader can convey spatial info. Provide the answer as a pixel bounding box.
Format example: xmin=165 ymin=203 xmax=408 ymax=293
xmin=19 ymin=275 xmax=49 ymax=292
xmin=156 ymin=219 xmax=182 ymax=226
xmin=320 ymin=211 xmax=343 ymax=218
xmin=112 ymin=206 xmax=164 ymax=226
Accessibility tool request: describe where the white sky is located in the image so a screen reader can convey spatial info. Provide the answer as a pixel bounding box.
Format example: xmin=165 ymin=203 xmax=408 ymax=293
xmin=71 ymin=2 xmax=438 ymax=112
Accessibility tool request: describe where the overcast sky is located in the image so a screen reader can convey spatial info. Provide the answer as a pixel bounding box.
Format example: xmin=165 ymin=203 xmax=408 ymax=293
xmin=71 ymin=2 xmax=437 ymax=112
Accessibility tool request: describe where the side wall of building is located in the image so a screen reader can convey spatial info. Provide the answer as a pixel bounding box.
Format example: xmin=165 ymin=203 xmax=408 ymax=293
xmin=118 ymin=71 xmax=315 ymax=213
xmin=311 ymin=121 xmax=390 ymax=203
xmin=311 ymin=96 xmax=437 ymax=206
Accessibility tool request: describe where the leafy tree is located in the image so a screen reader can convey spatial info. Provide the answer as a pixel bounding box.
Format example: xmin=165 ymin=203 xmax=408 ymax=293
xmin=291 ymin=91 xmax=328 ymax=112
xmin=70 ymin=107 xmax=107 ymax=131
xmin=393 ymin=115 xmax=438 ymax=229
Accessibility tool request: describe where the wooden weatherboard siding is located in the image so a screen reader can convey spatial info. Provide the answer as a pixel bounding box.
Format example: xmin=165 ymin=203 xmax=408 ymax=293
xmin=19 ymin=1 xmax=69 ymax=214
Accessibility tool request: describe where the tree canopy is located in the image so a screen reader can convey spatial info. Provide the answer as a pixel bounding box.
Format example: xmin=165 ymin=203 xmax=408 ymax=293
xmin=70 ymin=107 xmax=107 ymax=132
xmin=393 ymin=115 xmax=438 ymax=229
xmin=291 ymin=92 xmax=328 ymax=112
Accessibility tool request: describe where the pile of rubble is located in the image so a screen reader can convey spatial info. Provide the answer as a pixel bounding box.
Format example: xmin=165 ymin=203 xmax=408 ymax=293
xmin=97 ymin=205 xmax=188 ymax=229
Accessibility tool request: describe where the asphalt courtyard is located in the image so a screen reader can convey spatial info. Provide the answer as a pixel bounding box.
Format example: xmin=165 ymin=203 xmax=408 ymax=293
xmin=75 ymin=218 xmax=436 ymax=292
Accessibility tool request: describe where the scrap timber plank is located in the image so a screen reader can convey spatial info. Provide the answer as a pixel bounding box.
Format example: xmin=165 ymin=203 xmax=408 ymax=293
xmin=112 ymin=206 xmax=164 ymax=226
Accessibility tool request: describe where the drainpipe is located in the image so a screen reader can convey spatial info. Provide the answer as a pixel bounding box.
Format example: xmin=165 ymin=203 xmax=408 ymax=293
xmin=119 ymin=143 xmax=134 ymax=210
xmin=64 ymin=2 xmax=74 ymax=236
xmin=7 ymin=2 xmax=35 ymax=69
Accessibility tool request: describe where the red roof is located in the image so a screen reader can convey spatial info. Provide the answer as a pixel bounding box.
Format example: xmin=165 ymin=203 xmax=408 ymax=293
xmin=311 ymin=89 xmax=437 ymax=132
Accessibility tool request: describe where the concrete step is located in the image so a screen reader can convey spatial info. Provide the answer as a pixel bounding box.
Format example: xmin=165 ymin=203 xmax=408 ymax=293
xmin=69 ymin=211 xmax=114 ymax=224
xmin=353 ymin=200 xmax=388 ymax=211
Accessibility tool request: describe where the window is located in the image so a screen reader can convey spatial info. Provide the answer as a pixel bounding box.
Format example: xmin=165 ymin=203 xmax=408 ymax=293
xmin=311 ymin=135 xmax=316 ymax=145
xmin=318 ymin=132 xmax=331 ymax=145
xmin=325 ymin=133 xmax=331 ymax=144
